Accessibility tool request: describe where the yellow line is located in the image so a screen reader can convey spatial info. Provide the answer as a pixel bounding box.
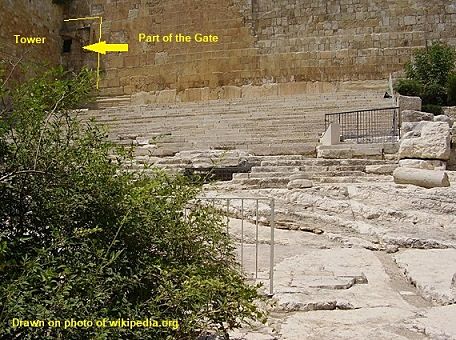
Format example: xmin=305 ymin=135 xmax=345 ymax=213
xmin=97 ymin=17 xmax=102 ymax=89
xmin=64 ymin=16 xmax=101 ymax=22
xmin=64 ymin=16 xmax=103 ymax=89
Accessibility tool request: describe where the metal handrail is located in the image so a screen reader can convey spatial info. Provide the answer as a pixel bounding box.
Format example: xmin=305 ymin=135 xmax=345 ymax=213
xmin=324 ymin=106 xmax=400 ymax=144
xmin=324 ymin=106 xmax=399 ymax=119
xmin=157 ymin=195 xmax=276 ymax=296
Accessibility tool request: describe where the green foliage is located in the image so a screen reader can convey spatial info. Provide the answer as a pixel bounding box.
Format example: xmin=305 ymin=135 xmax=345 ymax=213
xmin=394 ymin=78 xmax=423 ymax=97
xmin=422 ymin=104 xmax=444 ymax=115
xmin=398 ymin=43 xmax=456 ymax=106
xmin=447 ymin=72 xmax=456 ymax=106
xmin=0 ymin=66 xmax=265 ymax=339
xmin=421 ymin=83 xmax=447 ymax=106
xmin=405 ymin=43 xmax=456 ymax=86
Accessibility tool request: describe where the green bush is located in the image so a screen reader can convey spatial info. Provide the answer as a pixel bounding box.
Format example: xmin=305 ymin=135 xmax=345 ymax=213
xmin=447 ymin=72 xmax=456 ymax=106
xmin=421 ymin=83 xmax=448 ymax=106
xmin=0 ymin=66 xmax=265 ymax=339
xmin=422 ymin=104 xmax=444 ymax=115
xmin=394 ymin=78 xmax=423 ymax=97
xmin=405 ymin=43 xmax=456 ymax=86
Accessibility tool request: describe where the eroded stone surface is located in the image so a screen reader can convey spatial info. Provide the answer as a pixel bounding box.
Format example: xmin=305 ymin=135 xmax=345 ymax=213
xmin=394 ymin=249 xmax=456 ymax=305
xmin=399 ymin=159 xmax=447 ymax=171
xmin=202 ymin=157 xmax=456 ymax=339
xmin=405 ymin=305 xmax=456 ymax=340
xmin=287 ymin=179 xmax=313 ymax=189
xmin=393 ymin=167 xmax=450 ymax=189
xmin=401 ymin=110 xmax=433 ymax=123
xmin=280 ymin=308 xmax=415 ymax=340
xmin=398 ymin=122 xmax=451 ymax=160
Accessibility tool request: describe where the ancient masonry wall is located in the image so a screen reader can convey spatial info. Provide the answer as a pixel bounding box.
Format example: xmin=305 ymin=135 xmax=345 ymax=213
xmin=0 ymin=0 xmax=63 ymax=67
xmin=71 ymin=0 xmax=456 ymax=97
xmin=1 ymin=1 xmax=456 ymax=99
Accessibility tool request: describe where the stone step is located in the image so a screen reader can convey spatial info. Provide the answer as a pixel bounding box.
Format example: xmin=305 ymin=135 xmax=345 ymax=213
xmin=234 ymin=170 xmax=368 ymax=180
xmin=228 ymin=177 xmax=290 ymax=189
xmin=251 ymin=164 xmax=368 ymax=173
xmin=232 ymin=172 xmax=293 ymax=179
xmin=260 ymin=158 xmax=394 ymax=167
xmin=317 ymin=144 xmax=395 ymax=160
xmin=297 ymin=170 xmax=368 ymax=178
xmin=313 ymin=175 xmax=393 ymax=184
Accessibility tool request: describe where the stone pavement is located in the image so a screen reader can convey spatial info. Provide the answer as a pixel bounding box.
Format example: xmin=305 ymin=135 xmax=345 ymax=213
xmin=218 ymin=207 xmax=456 ymax=339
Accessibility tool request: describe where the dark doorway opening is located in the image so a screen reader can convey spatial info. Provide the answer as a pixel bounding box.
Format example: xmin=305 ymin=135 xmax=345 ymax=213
xmin=62 ymin=39 xmax=72 ymax=53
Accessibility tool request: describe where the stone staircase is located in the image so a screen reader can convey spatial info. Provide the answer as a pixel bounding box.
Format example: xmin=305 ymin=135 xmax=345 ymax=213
xmin=78 ymin=91 xmax=393 ymax=157
xmin=225 ymin=156 xmax=397 ymax=189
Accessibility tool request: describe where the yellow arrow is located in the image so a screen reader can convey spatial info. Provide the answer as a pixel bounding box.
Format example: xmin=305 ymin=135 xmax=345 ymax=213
xmin=83 ymin=41 xmax=129 ymax=54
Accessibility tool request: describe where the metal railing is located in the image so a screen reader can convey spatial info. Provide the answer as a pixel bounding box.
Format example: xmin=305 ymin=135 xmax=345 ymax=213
xmin=187 ymin=197 xmax=275 ymax=296
xmin=324 ymin=107 xmax=400 ymax=144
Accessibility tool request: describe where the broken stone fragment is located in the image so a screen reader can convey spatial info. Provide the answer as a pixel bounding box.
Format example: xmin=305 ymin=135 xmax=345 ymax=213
xmin=398 ymin=121 xmax=451 ymax=160
xmin=400 ymin=121 xmax=428 ymax=137
xmin=385 ymin=244 xmax=399 ymax=254
xmin=399 ymin=159 xmax=447 ymax=171
xmin=393 ymin=167 xmax=450 ymax=188
xmin=287 ymin=179 xmax=313 ymax=190
xmin=401 ymin=110 xmax=433 ymax=123
xmin=135 ymin=137 xmax=150 ymax=146
xmin=365 ymin=164 xmax=398 ymax=175
xmin=433 ymin=114 xmax=454 ymax=127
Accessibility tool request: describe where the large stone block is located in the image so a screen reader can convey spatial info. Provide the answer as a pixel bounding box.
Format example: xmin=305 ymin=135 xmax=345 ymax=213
xmin=398 ymin=122 xmax=451 ymax=160
xmin=320 ymin=123 xmax=340 ymax=146
xmin=287 ymin=179 xmax=313 ymax=190
xmin=452 ymin=124 xmax=456 ymax=145
xmin=365 ymin=164 xmax=398 ymax=175
xmin=317 ymin=144 xmax=383 ymax=159
xmin=131 ymin=91 xmax=156 ymax=105
xmin=434 ymin=114 xmax=454 ymax=127
xmin=241 ymin=84 xmax=278 ymax=98
xmin=398 ymin=95 xmax=422 ymax=112
xmin=156 ymin=89 xmax=177 ymax=104
xmin=393 ymin=167 xmax=450 ymax=188
xmin=400 ymin=121 xmax=427 ymax=137
xmin=399 ymin=159 xmax=447 ymax=170
xmin=221 ymin=86 xmax=241 ymax=99
xmin=401 ymin=110 xmax=433 ymax=123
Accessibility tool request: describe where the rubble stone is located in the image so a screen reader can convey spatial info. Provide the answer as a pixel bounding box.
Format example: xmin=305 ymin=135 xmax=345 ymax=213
xmin=398 ymin=122 xmax=451 ymax=160
xmin=399 ymin=159 xmax=447 ymax=171
xmin=401 ymin=110 xmax=433 ymax=123
xmin=393 ymin=167 xmax=450 ymax=188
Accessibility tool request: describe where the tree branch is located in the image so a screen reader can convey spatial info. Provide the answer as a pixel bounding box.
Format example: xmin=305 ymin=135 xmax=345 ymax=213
xmin=0 ymin=170 xmax=47 ymax=183
xmin=33 ymin=92 xmax=66 ymax=170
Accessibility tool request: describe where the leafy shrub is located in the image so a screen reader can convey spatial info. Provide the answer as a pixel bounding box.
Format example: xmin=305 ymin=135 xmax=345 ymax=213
xmin=447 ymin=72 xmax=456 ymax=106
xmin=422 ymin=104 xmax=443 ymax=115
xmin=394 ymin=78 xmax=423 ymax=97
xmin=405 ymin=43 xmax=456 ymax=86
xmin=421 ymin=83 xmax=448 ymax=106
xmin=0 ymin=66 xmax=265 ymax=339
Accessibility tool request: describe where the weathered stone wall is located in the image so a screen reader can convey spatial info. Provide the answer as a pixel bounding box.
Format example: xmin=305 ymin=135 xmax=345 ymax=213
xmin=250 ymin=0 xmax=456 ymax=82
xmin=67 ymin=0 xmax=456 ymax=97
xmin=2 ymin=1 xmax=455 ymax=98
xmin=0 ymin=0 xmax=63 ymax=66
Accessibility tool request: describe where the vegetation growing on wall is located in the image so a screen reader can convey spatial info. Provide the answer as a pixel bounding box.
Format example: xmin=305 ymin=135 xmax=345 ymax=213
xmin=395 ymin=43 xmax=456 ymax=114
xmin=0 ymin=65 xmax=266 ymax=339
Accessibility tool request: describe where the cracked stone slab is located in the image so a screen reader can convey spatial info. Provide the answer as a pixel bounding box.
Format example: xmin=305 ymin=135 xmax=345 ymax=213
xmin=405 ymin=305 xmax=456 ymax=340
xmin=272 ymin=249 xmax=411 ymax=312
xmin=394 ymin=249 xmax=456 ymax=305
xmin=280 ymin=307 xmax=415 ymax=340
